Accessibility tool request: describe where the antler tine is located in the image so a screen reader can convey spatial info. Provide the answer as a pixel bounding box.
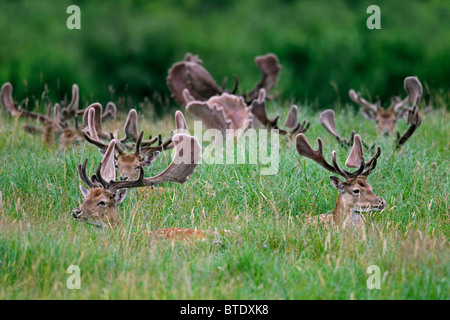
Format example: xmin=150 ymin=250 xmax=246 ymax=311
xmin=83 ymin=107 xmax=109 ymax=150
xmin=349 ymin=89 xmax=379 ymax=112
xmin=83 ymin=103 xmax=109 ymax=140
xmin=60 ymin=84 xmax=79 ymax=122
xmin=78 ymin=159 xmax=97 ymax=188
xmin=395 ymin=105 xmax=422 ymax=149
xmin=361 ymin=146 xmax=381 ymax=176
xmin=101 ymin=102 xmax=117 ymax=122
xmin=395 ymin=77 xmax=423 ymax=149
xmin=230 ymin=75 xmax=239 ymax=94
xmin=135 ymin=131 xmax=144 ymax=155
xmin=120 ymin=109 xmax=139 ymax=144
xmin=250 ymin=88 xmax=281 ymax=130
xmin=319 ymin=109 xmax=342 ymax=142
xmin=1 ymin=82 xmax=21 ymax=116
xmin=295 ymin=133 xmax=338 ymax=174
xmin=53 ymin=103 xmax=68 ymax=130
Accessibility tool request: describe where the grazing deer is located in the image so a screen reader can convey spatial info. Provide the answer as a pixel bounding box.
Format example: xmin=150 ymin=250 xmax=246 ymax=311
xmin=72 ymin=133 xmax=207 ymax=241
xmin=295 ymin=133 xmax=386 ymax=227
xmin=250 ymin=88 xmax=310 ymax=136
xmin=83 ymin=104 xmax=187 ymax=181
xmin=0 ymin=82 xmax=116 ymax=149
xmin=349 ymin=76 xmax=423 ymax=136
xmin=167 ymin=53 xmax=281 ymax=106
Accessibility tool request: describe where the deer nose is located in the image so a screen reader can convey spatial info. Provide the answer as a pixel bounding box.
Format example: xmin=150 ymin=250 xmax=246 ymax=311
xmin=71 ymin=208 xmax=82 ymax=219
xmin=119 ymin=176 xmax=129 ymax=181
xmin=377 ymin=197 xmax=386 ymax=209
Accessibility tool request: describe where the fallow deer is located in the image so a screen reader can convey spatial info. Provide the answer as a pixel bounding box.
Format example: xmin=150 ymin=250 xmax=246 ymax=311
xmin=349 ymin=76 xmax=422 ymax=136
xmin=167 ymin=53 xmax=281 ymax=106
xmin=72 ymin=133 xmax=207 ymax=241
xmin=0 ymin=82 xmax=116 ymax=149
xmin=83 ymin=104 xmax=186 ymax=181
xmin=295 ymin=133 xmax=386 ymax=227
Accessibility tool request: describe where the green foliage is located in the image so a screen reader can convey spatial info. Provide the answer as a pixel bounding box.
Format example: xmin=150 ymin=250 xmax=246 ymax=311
xmin=0 ymin=0 xmax=449 ymax=112
xmin=0 ymin=100 xmax=448 ymax=299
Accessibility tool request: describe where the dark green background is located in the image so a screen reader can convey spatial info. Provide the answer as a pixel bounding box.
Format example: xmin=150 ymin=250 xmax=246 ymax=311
xmin=1 ymin=0 xmax=448 ymax=113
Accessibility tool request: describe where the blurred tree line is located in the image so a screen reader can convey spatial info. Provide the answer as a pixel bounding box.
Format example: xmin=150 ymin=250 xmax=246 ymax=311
xmin=0 ymin=0 xmax=448 ymax=113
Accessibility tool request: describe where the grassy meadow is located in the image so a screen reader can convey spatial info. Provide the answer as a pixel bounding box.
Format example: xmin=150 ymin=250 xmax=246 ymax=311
xmin=0 ymin=98 xmax=448 ymax=299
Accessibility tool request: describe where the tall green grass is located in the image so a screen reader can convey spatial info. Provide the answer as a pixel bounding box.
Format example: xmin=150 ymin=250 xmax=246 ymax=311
xmin=0 ymin=100 xmax=448 ymax=299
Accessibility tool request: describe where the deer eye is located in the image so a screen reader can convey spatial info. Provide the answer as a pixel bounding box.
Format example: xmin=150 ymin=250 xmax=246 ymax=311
xmin=97 ymin=201 xmax=107 ymax=206
xmin=352 ymin=189 xmax=360 ymax=195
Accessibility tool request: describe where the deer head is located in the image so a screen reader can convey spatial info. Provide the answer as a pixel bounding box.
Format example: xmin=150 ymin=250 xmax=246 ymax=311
xmin=72 ymin=133 xmax=202 ymax=227
xmin=295 ymin=133 xmax=386 ymax=225
xmin=349 ymin=77 xmax=417 ymax=136
xmin=83 ymin=105 xmax=186 ymax=181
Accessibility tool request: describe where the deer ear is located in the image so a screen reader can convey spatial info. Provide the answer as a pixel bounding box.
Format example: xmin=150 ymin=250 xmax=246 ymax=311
xmin=79 ymin=185 xmax=89 ymax=197
xmin=329 ymin=176 xmax=345 ymax=193
xmin=114 ymin=189 xmax=128 ymax=205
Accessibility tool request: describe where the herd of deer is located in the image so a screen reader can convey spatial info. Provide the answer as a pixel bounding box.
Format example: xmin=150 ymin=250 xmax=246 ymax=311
xmin=0 ymin=53 xmax=425 ymax=240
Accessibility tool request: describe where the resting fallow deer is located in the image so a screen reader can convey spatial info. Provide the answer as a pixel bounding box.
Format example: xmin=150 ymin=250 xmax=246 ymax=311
xmin=250 ymin=88 xmax=310 ymax=137
xmin=72 ymin=133 xmax=207 ymax=240
xmin=0 ymin=82 xmax=116 ymax=149
xmin=83 ymin=104 xmax=187 ymax=181
xmin=167 ymin=53 xmax=281 ymax=106
xmin=295 ymin=133 xmax=386 ymax=227
xmin=349 ymin=76 xmax=423 ymax=136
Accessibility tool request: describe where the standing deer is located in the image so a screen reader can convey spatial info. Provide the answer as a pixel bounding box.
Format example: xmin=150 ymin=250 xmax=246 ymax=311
xmin=295 ymin=133 xmax=386 ymax=227
xmin=83 ymin=104 xmax=187 ymax=181
xmin=72 ymin=133 xmax=206 ymax=240
xmin=349 ymin=76 xmax=423 ymax=136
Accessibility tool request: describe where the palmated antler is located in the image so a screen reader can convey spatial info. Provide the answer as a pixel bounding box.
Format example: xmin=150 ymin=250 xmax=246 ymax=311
xmin=295 ymin=133 xmax=381 ymax=179
xmin=348 ymin=89 xmax=381 ymax=120
xmin=245 ymin=53 xmax=282 ymax=103
xmin=249 ymin=89 xmax=309 ymax=136
xmin=319 ymin=109 xmax=375 ymax=151
xmin=395 ymin=77 xmax=423 ymax=149
xmin=186 ymin=91 xmax=252 ymax=134
xmin=88 ymin=133 xmax=202 ymax=193
xmin=167 ymin=53 xmax=223 ymax=105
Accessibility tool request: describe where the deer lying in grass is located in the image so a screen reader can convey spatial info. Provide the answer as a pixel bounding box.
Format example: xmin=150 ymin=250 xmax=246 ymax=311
xmin=167 ymin=53 xmax=281 ymax=106
xmin=72 ymin=134 xmax=206 ymax=240
xmin=250 ymin=88 xmax=310 ymax=137
xmin=324 ymin=77 xmax=423 ymax=149
xmin=349 ymin=76 xmax=423 ymax=136
xmin=0 ymin=82 xmax=116 ymax=149
xmin=295 ymin=133 xmax=386 ymax=227
xmin=83 ymin=104 xmax=187 ymax=181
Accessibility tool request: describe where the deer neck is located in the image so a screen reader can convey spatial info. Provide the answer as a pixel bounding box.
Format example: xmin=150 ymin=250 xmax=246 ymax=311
xmin=332 ymin=194 xmax=360 ymax=224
